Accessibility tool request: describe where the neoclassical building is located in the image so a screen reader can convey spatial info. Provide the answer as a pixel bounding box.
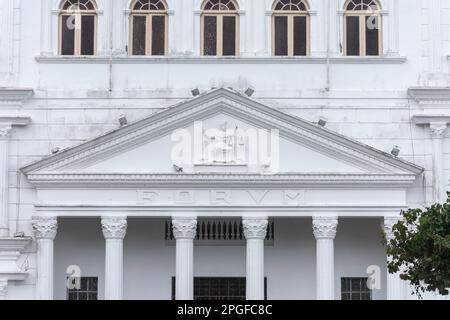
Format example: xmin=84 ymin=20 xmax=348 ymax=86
xmin=0 ymin=0 xmax=449 ymax=300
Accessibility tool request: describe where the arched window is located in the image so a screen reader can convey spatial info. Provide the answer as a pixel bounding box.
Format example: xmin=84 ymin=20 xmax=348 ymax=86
xmin=129 ymin=0 xmax=168 ymax=56
xmin=272 ymin=0 xmax=310 ymax=56
xmin=59 ymin=0 xmax=97 ymax=56
xmin=344 ymin=0 xmax=382 ymax=56
xmin=201 ymin=0 xmax=239 ymax=56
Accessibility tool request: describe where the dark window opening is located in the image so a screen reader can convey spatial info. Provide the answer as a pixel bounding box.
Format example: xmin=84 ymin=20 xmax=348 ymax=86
xmin=132 ymin=16 xmax=147 ymax=56
xmin=274 ymin=16 xmax=288 ymax=56
xmin=341 ymin=277 xmax=372 ymax=300
xmin=293 ymin=16 xmax=307 ymax=56
xmin=172 ymin=277 xmax=268 ymax=300
xmin=222 ymin=16 xmax=236 ymax=56
xmin=67 ymin=277 xmax=98 ymax=301
xmin=365 ymin=16 xmax=380 ymax=56
xmin=151 ymin=16 xmax=166 ymax=55
xmin=61 ymin=15 xmax=75 ymax=55
xmin=80 ymin=15 xmax=95 ymax=55
xmin=203 ymin=16 xmax=217 ymax=56
xmin=346 ymin=16 xmax=360 ymax=56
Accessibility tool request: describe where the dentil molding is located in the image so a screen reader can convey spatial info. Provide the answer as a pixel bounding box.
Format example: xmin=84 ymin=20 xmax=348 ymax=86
xmin=101 ymin=217 xmax=127 ymax=239
xmin=32 ymin=217 xmax=57 ymax=240
xmin=312 ymin=216 xmax=338 ymax=239
xmin=242 ymin=217 xmax=268 ymax=240
xmin=172 ymin=217 xmax=197 ymax=240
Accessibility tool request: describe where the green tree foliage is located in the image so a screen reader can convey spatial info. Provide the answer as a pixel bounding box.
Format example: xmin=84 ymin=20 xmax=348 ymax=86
xmin=386 ymin=192 xmax=450 ymax=296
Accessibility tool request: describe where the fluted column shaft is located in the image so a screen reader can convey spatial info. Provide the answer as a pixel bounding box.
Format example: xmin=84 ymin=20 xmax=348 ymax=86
xmin=102 ymin=216 xmax=127 ymax=300
xmin=383 ymin=216 xmax=406 ymax=300
xmin=313 ymin=216 xmax=338 ymax=300
xmin=243 ymin=217 xmax=268 ymax=300
xmin=32 ymin=217 xmax=58 ymax=300
xmin=172 ymin=216 xmax=197 ymax=300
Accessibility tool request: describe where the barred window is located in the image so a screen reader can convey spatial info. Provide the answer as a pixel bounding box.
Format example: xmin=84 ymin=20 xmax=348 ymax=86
xmin=344 ymin=0 xmax=382 ymax=56
xmin=59 ymin=0 xmax=97 ymax=56
xmin=272 ymin=0 xmax=310 ymax=56
xmin=341 ymin=277 xmax=372 ymax=300
xmin=67 ymin=277 xmax=98 ymax=300
xmin=201 ymin=0 xmax=239 ymax=56
xmin=129 ymin=0 xmax=168 ymax=56
xmin=172 ymin=277 xmax=268 ymax=300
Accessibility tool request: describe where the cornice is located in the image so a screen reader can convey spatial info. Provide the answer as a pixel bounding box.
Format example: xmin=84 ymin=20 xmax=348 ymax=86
xmin=412 ymin=115 xmax=450 ymax=125
xmin=21 ymin=89 xmax=423 ymax=176
xmin=0 ymin=88 xmax=34 ymax=104
xmin=35 ymin=55 xmax=407 ymax=65
xmin=0 ymin=237 xmax=32 ymax=251
xmin=25 ymin=173 xmax=418 ymax=188
xmin=0 ymin=116 xmax=31 ymax=126
xmin=408 ymin=87 xmax=450 ymax=104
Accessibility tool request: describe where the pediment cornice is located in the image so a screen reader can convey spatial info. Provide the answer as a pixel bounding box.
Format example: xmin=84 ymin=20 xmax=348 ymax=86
xmin=26 ymin=173 xmax=417 ymax=189
xmin=21 ymin=88 xmax=423 ymax=178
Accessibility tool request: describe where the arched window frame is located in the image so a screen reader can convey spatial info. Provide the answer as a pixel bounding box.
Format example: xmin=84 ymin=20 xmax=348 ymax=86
xmin=200 ymin=0 xmax=240 ymax=57
xmin=343 ymin=0 xmax=382 ymax=56
xmin=58 ymin=0 xmax=98 ymax=56
xmin=129 ymin=0 xmax=168 ymax=56
xmin=272 ymin=0 xmax=310 ymax=56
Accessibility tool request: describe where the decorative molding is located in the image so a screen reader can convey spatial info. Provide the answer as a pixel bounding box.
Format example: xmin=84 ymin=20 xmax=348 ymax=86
xmin=413 ymin=116 xmax=449 ymax=138
xmin=0 ymin=237 xmax=31 ymax=283
xmin=0 ymin=125 xmax=12 ymax=139
xmin=34 ymin=55 xmax=407 ymax=65
xmin=0 ymin=117 xmax=31 ymax=128
xmin=312 ymin=216 xmax=338 ymax=239
xmin=0 ymin=89 xmax=34 ymax=104
xmin=32 ymin=217 xmax=57 ymax=240
xmin=413 ymin=115 xmax=450 ymax=125
xmin=21 ymin=88 xmax=423 ymax=177
xmin=24 ymin=173 xmax=419 ymax=189
xmin=430 ymin=123 xmax=448 ymax=139
xmin=242 ymin=217 xmax=268 ymax=240
xmin=408 ymin=87 xmax=450 ymax=105
xmin=101 ymin=216 xmax=127 ymax=239
xmin=34 ymin=204 xmax=410 ymax=218
xmin=172 ymin=217 xmax=197 ymax=239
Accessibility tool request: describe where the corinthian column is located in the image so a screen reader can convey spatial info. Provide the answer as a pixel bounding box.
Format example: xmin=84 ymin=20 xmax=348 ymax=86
xmin=312 ymin=216 xmax=338 ymax=300
xmin=172 ymin=216 xmax=197 ymax=300
xmin=243 ymin=216 xmax=268 ymax=300
xmin=101 ymin=216 xmax=127 ymax=300
xmin=383 ymin=216 xmax=406 ymax=300
xmin=32 ymin=217 xmax=58 ymax=300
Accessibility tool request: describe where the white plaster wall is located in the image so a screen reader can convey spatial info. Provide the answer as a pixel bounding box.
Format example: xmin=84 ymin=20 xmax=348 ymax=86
xmin=50 ymin=218 xmax=386 ymax=300
xmin=0 ymin=0 xmax=449 ymax=299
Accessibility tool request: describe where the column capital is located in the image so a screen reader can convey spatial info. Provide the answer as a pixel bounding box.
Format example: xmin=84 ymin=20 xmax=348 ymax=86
xmin=383 ymin=216 xmax=401 ymax=242
xmin=32 ymin=217 xmax=57 ymax=240
xmin=312 ymin=216 xmax=338 ymax=239
xmin=172 ymin=216 xmax=197 ymax=240
xmin=0 ymin=124 xmax=12 ymax=140
xmin=242 ymin=217 xmax=268 ymax=240
xmin=430 ymin=122 xmax=447 ymax=139
xmin=101 ymin=216 xmax=127 ymax=239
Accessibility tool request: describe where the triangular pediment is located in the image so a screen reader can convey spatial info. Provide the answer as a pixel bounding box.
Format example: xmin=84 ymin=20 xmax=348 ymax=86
xmin=21 ymin=88 xmax=423 ymax=184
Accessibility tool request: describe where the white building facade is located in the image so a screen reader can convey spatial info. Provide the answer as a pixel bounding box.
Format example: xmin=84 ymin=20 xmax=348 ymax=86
xmin=0 ymin=0 xmax=449 ymax=300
